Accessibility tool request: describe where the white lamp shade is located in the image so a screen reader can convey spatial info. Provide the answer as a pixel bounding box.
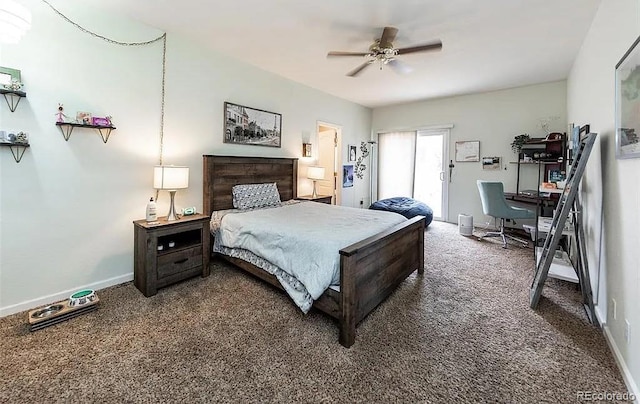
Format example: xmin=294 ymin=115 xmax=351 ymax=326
xmin=153 ymin=166 xmax=189 ymax=190
xmin=0 ymin=0 xmax=32 ymax=44
xmin=307 ymin=166 xmax=325 ymax=180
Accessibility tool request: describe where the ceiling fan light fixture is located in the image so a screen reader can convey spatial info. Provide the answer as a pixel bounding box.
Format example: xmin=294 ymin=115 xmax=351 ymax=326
xmin=328 ymin=26 xmax=442 ymax=77
xmin=365 ymin=45 xmax=398 ymax=70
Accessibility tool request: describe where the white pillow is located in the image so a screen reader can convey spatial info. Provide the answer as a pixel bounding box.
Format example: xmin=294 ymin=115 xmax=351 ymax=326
xmin=232 ymin=183 xmax=281 ymax=209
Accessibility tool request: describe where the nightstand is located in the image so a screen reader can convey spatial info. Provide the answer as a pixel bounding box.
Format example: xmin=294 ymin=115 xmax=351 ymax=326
xmin=133 ymin=214 xmax=211 ymax=297
xmin=297 ymin=195 xmax=333 ymax=204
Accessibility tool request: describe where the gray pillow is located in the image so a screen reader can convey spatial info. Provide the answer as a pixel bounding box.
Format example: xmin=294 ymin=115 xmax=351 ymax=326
xmin=232 ymin=183 xmax=281 ymax=209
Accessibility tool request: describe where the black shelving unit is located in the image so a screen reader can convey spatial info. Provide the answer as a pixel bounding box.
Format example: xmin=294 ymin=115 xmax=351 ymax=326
xmin=512 ymin=135 xmax=567 ymax=195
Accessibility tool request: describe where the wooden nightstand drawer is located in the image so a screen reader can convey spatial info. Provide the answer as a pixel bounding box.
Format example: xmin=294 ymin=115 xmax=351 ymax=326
xmin=297 ymin=195 xmax=332 ymax=204
xmin=157 ymin=246 xmax=202 ymax=279
xmin=133 ymin=214 xmax=211 ymax=297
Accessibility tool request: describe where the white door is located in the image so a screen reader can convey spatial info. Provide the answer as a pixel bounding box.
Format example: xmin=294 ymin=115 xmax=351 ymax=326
xmin=414 ymin=129 xmax=448 ymax=221
xmin=317 ymin=123 xmax=341 ymax=204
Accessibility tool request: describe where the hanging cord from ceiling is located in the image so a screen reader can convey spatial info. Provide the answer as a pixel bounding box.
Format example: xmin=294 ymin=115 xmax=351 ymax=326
xmin=41 ymin=0 xmax=167 ymax=200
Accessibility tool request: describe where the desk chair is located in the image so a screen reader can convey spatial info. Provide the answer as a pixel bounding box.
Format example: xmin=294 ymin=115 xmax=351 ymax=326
xmin=476 ymin=180 xmax=535 ymax=248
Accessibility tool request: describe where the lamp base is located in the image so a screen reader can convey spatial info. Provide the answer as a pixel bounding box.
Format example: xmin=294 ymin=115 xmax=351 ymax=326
xmin=167 ymin=190 xmax=179 ymax=221
xmin=312 ymin=181 xmax=318 ymax=198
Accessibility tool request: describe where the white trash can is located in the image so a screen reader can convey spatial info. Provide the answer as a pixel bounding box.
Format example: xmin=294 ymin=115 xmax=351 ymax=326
xmin=458 ymin=214 xmax=473 ymax=236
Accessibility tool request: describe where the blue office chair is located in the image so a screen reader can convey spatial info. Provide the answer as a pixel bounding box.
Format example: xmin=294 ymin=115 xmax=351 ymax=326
xmin=476 ymin=180 xmax=535 ymax=248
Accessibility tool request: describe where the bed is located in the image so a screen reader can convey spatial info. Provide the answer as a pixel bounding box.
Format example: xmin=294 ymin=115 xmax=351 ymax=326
xmin=203 ymin=155 xmax=425 ymax=347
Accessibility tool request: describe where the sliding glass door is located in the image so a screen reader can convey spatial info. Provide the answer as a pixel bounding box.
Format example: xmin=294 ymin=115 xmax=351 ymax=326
xmin=378 ymin=131 xmax=416 ymax=199
xmin=378 ymin=129 xmax=449 ymax=221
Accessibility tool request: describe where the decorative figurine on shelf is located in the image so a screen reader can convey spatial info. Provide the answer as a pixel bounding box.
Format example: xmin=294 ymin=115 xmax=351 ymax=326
xmin=15 ymin=132 xmax=29 ymax=144
xmin=55 ymin=104 xmax=69 ymax=123
xmin=3 ymin=79 xmax=23 ymax=91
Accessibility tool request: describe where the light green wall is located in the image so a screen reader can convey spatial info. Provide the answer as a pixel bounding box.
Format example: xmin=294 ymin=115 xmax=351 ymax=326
xmin=0 ymin=0 xmax=372 ymax=314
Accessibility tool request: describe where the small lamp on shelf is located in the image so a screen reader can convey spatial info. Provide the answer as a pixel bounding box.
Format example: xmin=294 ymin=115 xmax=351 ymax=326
xmin=153 ymin=165 xmax=189 ymax=221
xmin=307 ymin=166 xmax=325 ymax=198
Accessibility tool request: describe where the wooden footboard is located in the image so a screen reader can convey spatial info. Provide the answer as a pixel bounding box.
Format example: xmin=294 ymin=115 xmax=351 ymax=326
xmin=213 ymin=215 xmax=425 ymax=348
xmin=338 ymin=215 xmax=425 ymax=347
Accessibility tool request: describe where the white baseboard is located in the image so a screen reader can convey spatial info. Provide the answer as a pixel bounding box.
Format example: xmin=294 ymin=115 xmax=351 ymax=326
xmin=596 ymin=305 xmax=606 ymax=327
xmin=0 ymin=274 xmax=133 ymax=317
xmin=603 ymin=325 xmax=639 ymax=401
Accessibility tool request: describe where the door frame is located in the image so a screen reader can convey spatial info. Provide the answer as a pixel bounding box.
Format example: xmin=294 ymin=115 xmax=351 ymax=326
xmin=316 ymin=121 xmax=342 ymax=205
xmin=416 ymin=128 xmax=450 ymax=221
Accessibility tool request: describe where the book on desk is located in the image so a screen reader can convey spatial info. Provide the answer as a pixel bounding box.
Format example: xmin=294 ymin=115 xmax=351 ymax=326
xmin=518 ymin=189 xmax=551 ymax=198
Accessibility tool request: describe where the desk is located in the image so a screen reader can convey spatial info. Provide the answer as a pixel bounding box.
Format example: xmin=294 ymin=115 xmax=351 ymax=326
xmin=503 ymin=192 xmax=557 ymax=216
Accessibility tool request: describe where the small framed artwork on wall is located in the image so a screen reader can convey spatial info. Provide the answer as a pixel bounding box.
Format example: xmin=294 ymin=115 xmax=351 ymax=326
xmin=302 ymin=143 xmax=312 ymax=157
xmin=348 ymin=144 xmax=357 ymax=162
xmin=482 ymin=156 xmax=501 ymax=170
xmin=342 ymin=165 xmax=354 ymax=188
xmin=455 ymin=141 xmax=480 ymax=162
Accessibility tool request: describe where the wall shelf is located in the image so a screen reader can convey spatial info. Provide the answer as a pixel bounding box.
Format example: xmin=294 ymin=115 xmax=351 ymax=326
xmin=0 ymin=89 xmax=26 ymax=112
xmin=55 ymin=122 xmax=116 ymax=143
xmin=0 ymin=142 xmax=30 ymax=163
xmin=535 ymin=247 xmax=578 ymax=283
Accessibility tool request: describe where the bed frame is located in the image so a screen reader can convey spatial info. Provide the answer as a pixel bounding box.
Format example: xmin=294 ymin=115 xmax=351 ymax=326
xmin=203 ymin=155 xmax=425 ymax=347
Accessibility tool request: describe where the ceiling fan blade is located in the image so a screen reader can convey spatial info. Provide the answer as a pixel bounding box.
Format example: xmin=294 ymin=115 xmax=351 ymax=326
xmin=347 ymin=61 xmax=373 ymax=77
xmin=379 ymin=26 xmax=398 ymax=48
xmin=388 ymin=59 xmax=413 ymax=75
xmin=396 ymin=41 xmax=443 ymax=55
xmin=327 ymin=51 xmax=369 ymax=57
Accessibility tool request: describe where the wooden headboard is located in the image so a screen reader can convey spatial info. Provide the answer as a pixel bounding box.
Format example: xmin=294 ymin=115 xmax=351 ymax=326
xmin=203 ymin=155 xmax=298 ymax=215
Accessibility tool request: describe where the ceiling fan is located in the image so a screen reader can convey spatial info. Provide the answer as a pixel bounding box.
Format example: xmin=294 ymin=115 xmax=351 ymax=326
xmin=327 ymin=26 xmax=442 ymax=77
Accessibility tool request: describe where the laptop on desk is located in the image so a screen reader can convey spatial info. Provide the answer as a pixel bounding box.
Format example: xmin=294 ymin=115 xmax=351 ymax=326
xmin=519 ymin=189 xmax=538 ymax=196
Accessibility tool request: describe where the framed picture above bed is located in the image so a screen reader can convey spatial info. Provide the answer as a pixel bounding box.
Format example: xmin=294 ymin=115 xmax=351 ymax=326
xmin=224 ymin=102 xmax=282 ymax=147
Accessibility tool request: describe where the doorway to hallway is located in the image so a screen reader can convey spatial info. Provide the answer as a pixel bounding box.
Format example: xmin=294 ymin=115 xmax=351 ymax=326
xmin=316 ymin=122 xmax=342 ymax=205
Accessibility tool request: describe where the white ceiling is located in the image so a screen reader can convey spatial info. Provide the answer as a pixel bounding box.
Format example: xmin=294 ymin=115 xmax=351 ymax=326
xmin=83 ymin=0 xmax=602 ymax=108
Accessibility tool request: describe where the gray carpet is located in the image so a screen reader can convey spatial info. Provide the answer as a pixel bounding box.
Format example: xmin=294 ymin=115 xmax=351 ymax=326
xmin=0 ymin=222 xmax=627 ymax=403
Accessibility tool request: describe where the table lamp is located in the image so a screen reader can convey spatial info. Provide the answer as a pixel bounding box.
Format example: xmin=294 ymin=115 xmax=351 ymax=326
xmin=307 ymin=166 xmax=325 ymax=198
xmin=153 ymin=165 xmax=189 ymax=221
